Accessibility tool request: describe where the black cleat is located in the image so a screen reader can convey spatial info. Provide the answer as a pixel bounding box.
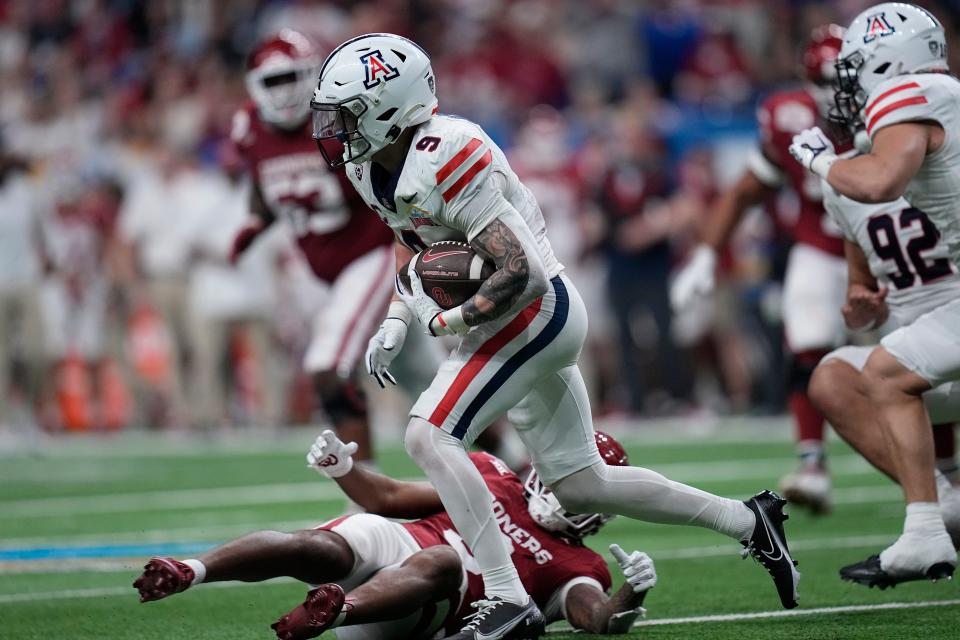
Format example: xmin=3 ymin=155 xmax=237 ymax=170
xmin=443 ymin=597 xmax=544 ymax=640
xmin=840 ymin=554 xmax=956 ymax=590
xmin=742 ymin=490 xmax=800 ymax=609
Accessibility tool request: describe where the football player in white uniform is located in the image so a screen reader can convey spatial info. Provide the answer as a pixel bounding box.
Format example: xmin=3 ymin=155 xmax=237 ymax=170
xmin=807 ymin=177 xmax=960 ymax=578
xmin=311 ymin=33 xmax=800 ymax=640
xmin=789 ymin=3 xmax=960 ymax=584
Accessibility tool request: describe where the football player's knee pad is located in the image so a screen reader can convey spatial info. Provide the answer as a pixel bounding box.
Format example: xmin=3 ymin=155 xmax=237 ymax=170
xmin=788 ymin=349 xmax=830 ymax=393
xmin=313 ymin=373 xmax=368 ymax=422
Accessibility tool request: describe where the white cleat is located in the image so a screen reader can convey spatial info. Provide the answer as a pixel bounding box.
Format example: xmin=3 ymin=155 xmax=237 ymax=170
xmin=779 ymin=467 xmax=832 ymax=515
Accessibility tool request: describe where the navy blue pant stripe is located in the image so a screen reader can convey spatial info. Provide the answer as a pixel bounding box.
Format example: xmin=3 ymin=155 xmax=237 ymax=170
xmin=451 ymin=276 xmax=570 ymax=440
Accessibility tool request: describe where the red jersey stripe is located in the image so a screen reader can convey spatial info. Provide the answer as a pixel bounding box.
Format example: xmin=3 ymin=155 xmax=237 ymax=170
xmin=442 ymin=149 xmax=493 ymax=203
xmin=864 ymin=82 xmax=921 ymax=116
xmin=866 ymin=96 xmax=929 ymax=133
xmin=428 ymin=297 xmax=544 ymax=427
xmin=436 ymin=138 xmax=483 ymax=183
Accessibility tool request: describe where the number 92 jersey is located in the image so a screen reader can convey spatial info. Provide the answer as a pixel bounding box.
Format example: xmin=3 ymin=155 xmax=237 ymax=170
xmin=863 ymin=73 xmax=960 ymax=266
xmin=823 ymin=181 xmax=960 ymax=328
xmin=346 ymin=114 xmax=563 ymax=279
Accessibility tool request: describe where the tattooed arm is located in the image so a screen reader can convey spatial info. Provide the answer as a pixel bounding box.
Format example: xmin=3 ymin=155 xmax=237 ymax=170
xmin=462 ymin=218 xmax=534 ymax=325
xmin=424 ymin=173 xmax=548 ymax=336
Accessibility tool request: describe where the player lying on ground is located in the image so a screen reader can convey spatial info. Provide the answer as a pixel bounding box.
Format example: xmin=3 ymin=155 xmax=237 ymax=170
xmin=313 ymin=33 xmax=799 ymax=640
xmin=804 ymin=156 xmax=960 ymax=587
xmin=789 ymin=2 xmax=959 ymax=584
xmin=133 ymin=431 xmax=657 ymax=639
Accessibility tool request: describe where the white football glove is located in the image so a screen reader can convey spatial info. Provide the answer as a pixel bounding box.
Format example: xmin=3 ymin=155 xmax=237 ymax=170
xmin=610 ymin=544 xmax=657 ymax=593
xmin=397 ymin=261 xmax=468 ymax=337
xmin=306 ymin=429 xmax=359 ymax=478
xmin=365 ymin=301 xmax=412 ymax=388
xmin=788 ymin=126 xmax=837 ymax=178
xmin=669 ymin=245 xmax=717 ymax=313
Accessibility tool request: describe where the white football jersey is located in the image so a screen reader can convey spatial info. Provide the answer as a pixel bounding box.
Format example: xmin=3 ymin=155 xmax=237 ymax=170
xmin=824 ymin=183 xmax=960 ymax=328
xmin=346 ymin=115 xmax=563 ymax=279
xmin=864 ymin=72 xmax=960 ymax=265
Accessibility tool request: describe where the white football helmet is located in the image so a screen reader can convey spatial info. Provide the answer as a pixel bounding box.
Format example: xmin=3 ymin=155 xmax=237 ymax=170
xmin=834 ymin=3 xmax=947 ymax=127
xmin=524 ymin=432 xmax=628 ymax=541
xmin=311 ymin=33 xmax=438 ymax=167
xmin=245 ymin=30 xmax=321 ymax=130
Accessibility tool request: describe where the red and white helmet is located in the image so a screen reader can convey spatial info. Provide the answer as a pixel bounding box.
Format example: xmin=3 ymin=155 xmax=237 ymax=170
xmin=833 ymin=3 xmax=947 ymax=127
xmin=246 ymin=30 xmax=321 ymax=130
xmin=803 ymin=24 xmax=845 ymax=86
xmin=524 ymin=431 xmax=629 ymax=541
xmin=802 ymin=24 xmax=845 ymax=116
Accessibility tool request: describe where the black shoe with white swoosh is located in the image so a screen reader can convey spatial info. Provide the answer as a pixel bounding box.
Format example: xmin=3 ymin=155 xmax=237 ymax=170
xmin=443 ymin=597 xmax=544 ymax=640
xmin=839 ymin=554 xmax=955 ymax=589
xmin=742 ymin=490 xmax=800 ymax=609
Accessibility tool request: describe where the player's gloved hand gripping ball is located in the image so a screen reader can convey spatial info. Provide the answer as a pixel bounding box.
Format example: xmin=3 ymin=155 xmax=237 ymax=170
xmin=306 ymin=429 xmax=359 ymax=478
xmin=397 ymin=260 xmax=470 ymax=337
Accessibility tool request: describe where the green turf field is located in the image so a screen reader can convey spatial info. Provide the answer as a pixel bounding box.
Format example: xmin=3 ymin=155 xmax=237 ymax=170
xmin=1 ymin=425 xmax=958 ymax=639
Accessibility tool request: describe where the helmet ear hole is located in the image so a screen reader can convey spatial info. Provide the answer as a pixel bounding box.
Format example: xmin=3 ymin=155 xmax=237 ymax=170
xmin=386 ymin=124 xmax=402 ymax=141
xmin=376 ymin=107 xmax=399 ymax=122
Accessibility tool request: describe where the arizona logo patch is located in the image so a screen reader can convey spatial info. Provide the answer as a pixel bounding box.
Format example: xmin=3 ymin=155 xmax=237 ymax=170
xmin=863 ymin=12 xmax=895 ymax=43
xmin=360 ymin=50 xmax=399 ymax=89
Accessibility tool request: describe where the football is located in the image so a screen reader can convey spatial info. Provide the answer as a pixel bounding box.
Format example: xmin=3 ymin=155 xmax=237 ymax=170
xmin=398 ymin=241 xmax=496 ymax=309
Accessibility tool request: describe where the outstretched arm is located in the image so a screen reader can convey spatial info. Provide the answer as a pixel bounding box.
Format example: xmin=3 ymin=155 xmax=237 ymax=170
xmin=335 ymin=465 xmax=444 ymax=519
xmin=307 ymin=430 xmax=443 ymax=518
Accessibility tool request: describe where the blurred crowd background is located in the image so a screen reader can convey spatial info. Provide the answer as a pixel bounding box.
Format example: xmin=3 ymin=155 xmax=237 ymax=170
xmin=2 ymin=0 xmax=959 ymax=435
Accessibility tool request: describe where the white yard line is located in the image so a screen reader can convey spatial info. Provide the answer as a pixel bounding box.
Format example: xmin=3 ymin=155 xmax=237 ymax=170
xmin=545 ymin=599 xmax=960 ymax=632
xmin=634 ymin=599 xmax=960 ymax=626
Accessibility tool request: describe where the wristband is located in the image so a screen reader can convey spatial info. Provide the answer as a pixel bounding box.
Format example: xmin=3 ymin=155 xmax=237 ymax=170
xmin=429 ymin=306 xmax=469 ymax=336
xmin=440 ymin=306 xmax=469 ymax=334
xmin=387 ymin=300 xmax=412 ymax=325
xmin=849 ymin=317 xmax=878 ymax=333
xmin=810 ymin=153 xmax=837 ymax=179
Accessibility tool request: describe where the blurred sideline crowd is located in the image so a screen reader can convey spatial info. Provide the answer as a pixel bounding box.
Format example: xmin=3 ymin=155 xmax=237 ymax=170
xmin=2 ymin=0 xmax=959 ymax=433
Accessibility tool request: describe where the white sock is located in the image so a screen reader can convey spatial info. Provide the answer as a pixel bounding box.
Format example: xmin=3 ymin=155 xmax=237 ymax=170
xmin=405 ymin=420 xmax=527 ymax=605
xmin=183 ymin=559 xmax=206 ymax=586
xmin=903 ymin=502 xmax=947 ymax=536
xmin=553 ymin=461 xmax=756 ymax=542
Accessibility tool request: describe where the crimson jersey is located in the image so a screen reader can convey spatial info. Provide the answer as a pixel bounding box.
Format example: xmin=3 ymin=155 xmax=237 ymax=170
xmin=230 ymin=102 xmax=392 ymax=282
xmin=749 ymin=89 xmax=845 ymax=257
xmin=403 ymin=452 xmax=612 ymax=627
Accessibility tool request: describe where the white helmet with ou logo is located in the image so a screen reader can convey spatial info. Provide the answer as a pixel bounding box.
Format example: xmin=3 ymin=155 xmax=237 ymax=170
xmin=246 ymin=30 xmax=322 ymax=130
xmin=311 ymin=33 xmax=438 ymax=167
xmin=833 ymin=3 xmax=947 ymax=128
